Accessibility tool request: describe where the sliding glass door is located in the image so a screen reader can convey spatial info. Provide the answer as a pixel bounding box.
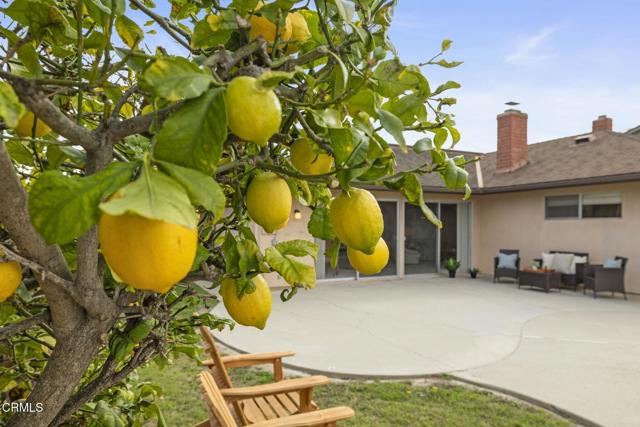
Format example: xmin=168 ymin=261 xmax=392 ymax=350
xmin=404 ymin=203 xmax=438 ymax=274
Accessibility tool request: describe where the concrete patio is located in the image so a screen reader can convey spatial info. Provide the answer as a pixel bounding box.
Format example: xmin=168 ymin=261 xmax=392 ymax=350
xmin=214 ymin=275 xmax=640 ymax=427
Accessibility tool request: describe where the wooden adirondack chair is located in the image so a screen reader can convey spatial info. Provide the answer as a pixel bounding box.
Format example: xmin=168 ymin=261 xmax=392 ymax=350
xmin=196 ymin=371 xmax=354 ymax=427
xmin=199 ymin=326 xmax=322 ymax=425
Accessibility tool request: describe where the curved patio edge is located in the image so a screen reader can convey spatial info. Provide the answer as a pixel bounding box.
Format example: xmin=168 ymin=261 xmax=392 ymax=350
xmin=216 ymin=338 xmax=603 ymax=427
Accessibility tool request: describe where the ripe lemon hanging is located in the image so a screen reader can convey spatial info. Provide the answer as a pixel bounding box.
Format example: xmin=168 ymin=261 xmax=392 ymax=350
xmin=226 ymin=76 xmax=282 ymax=146
xmin=15 ymin=111 xmax=51 ymax=138
xmin=98 ymin=212 xmax=197 ymax=293
xmin=330 ymin=188 xmax=383 ymax=255
xmin=249 ymin=14 xmax=292 ymax=43
xmin=246 ymin=171 xmax=292 ymax=233
xmin=0 ymin=261 xmax=22 ymax=302
xmin=290 ymin=138 xmax=333 ymax=175
xmin=289 ymin=12 xmax=311 ymax=42
xmin=347 ymin=238 xmax=389 ymax=275
xmin=220 ymin=275 xmax=272 ymax=330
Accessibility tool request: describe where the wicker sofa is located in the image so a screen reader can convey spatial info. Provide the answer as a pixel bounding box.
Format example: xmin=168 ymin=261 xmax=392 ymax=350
xmin=534 ymin=250 xmax=589 ymax=291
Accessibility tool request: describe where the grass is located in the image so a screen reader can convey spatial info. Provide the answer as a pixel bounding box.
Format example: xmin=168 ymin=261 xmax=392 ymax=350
xmin=138 ymin=356 xmax=574 ymax=427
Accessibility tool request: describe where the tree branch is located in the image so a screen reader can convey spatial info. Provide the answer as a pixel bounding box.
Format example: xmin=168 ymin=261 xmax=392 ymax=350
xmin=0 ymin=71 xmax=97 ymax=149
xmin=0 ymin=243 xmax=112 ymax=318
xmin=107 ymin=102 xmax=182 ymax=140
xmin=0 ymin=312 xmax=50 ymax=341
xmin=129 ymin=0 xmax=193 ymax=52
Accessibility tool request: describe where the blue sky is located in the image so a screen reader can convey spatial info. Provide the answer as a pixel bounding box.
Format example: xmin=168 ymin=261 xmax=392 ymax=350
xmin=132 ymin=1 xmax=640 ymax=153
xmin=390 ymin=0 xmax=640 ymax=152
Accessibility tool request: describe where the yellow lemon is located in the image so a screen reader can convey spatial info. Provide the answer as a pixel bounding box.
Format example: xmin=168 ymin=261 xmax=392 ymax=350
xmin=246 ymin=171 xmax=292 ymax=233
xmin=249 ymin=14 xmax=292 ymax=43
xmin=226 ymin=76 xmax=282 ymax=146
xmin=330 ymin=188 xmax=383 ymax=254
xmin=347 ymin=238 xmax=389 ymax=275
xmin=98 ymin=212 xmax=197 ymax=293
xmin=290 ymin=138 xmax=333 ymax=175
xmin=0 ymin=261 xmax=22 ymax=301
xmin=289 ymin=12 xmax=311 ymax=42
xmin=220 ymin=275 xmax=272 ymax=329
xmin=15 ymin=112 xmax=51 ymax=138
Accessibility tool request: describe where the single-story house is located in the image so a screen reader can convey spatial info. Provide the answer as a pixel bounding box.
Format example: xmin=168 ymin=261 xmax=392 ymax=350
xmin=253 ymin=110 xmax=640 ymax=294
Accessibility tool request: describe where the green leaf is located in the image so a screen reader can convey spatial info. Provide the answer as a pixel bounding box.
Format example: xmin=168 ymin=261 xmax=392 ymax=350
xmin=154 ymin=88 xmax=227 ymax=174
xmin=230 ymin=0 xmax=261 ymax=15
xmin=156 ymin=161 xmax=226 ymax=221
xmin=333 ymin=0 xmax=355 ymax=22
xmin=96 ymin=401 xmax=126 ymax=427
xmin=433 ymin=127 xmax=448 ymax=148
xmin=0 ymin=82 xmax=26 ymax=128
xmin=307 ymin=206 xmax=335 ymax=240
xmin=273 ymin=240 xmax=318 ymax=260
xmin=385 ymin=173 xmax=442 ymax=228
xmin=28 ymin=162 xmax=138 ymax=245
xmin=265 ymin=240 xmax=318 ymax=288
xmin=192 ymin=12 xmax=236 ymax=48
xmin=441 ymin=39 xmax=453 ymax=52
xmin=346 ymin=89 xmax=378 ymax=117
xmin=256 ymin=70 xmax=298 ymax=91
xmin=441 ymin=158 xmax=469 ymax=190
xmin=222 ymin=233 xmax=240 ymax=274
xmin=413 ymin=137 xmax=433 ymax=153
xmin=378 ymin=109 xmax=406 ymax=151
xmin=115 ymin=15 xmax=143 ymax=48
xmin=436 ymin=59 xmax=463 ymax=68
xmin=372 ymin=60 xmax=421 ymax=97
xmin=17 ymin=42 xmax=43 ymax=77
xmin=432 ymin=80 xmax=461 ymax=96
xmin=382 ymin=94 xmax=427 ymax=126
xmin=326 ymin=238 xmax=340 ymax=269
xmin=99 ymin=162 xmax=197 ymax=229
xmin=144 ymin=57 xmax=213 ymax=101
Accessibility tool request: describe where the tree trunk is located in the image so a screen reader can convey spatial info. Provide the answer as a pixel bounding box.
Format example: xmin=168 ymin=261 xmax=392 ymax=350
xmin=7 ymin=318 xmax=114 ymax=427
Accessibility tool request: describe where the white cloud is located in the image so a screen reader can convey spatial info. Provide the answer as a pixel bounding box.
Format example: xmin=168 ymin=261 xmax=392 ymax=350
xmin=505 ymin=26 xmax=558 ymax=65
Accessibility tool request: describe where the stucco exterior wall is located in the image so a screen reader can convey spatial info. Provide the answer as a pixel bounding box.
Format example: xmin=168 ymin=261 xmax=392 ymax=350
xmin=471 ymin=182 xmax=640 ymax=293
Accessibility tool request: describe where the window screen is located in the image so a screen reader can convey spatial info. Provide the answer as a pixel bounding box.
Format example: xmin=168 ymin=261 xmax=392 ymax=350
xmin=545 ymin=195 xmax=579 ymax=218
xmin=582 ymin=192 xmax=621 ymax=218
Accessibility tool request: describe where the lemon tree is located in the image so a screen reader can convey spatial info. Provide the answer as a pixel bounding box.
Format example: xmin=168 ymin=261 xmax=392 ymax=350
xmin=0 ymin=1 xmax=470 ymax=426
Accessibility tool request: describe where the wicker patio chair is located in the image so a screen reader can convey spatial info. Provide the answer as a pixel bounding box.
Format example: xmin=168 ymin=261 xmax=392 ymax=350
xmin=493 ymin=249 xmax=520 ymax=283
xmin=583 ymin=256 xmax=628 ymax=299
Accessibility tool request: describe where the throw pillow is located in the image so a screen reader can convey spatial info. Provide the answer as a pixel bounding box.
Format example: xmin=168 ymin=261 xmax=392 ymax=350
xmin=551 ymin=253 xmax=574 ymax=274
xmin=603 ymin=259 xmax=623 ymax=269
xmin=541 ymin=253 xmax=555 ymax=269
xmin=571 ymin=255 xmax=588 ymax=274
xmin=498 ymin=253 xmax=518 ymax=270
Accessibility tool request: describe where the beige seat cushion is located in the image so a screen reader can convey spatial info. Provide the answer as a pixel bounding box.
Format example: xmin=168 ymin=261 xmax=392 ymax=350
xmin=551 ymin=253 xmax=574 ymax=274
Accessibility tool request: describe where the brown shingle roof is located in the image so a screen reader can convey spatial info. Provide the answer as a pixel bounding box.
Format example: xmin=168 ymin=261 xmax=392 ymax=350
xmin=391 ymin=130 xmax=640 ymax=193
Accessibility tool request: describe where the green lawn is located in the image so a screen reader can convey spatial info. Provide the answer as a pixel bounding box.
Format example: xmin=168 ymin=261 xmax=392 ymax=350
xmin=138 ymin=356 xmax=574 ymax=427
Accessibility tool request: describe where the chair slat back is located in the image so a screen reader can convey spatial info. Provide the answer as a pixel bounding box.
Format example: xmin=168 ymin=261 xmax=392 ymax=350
xmin=199 ymin=327 xmax=248 ymax=425
xmin=199 ymin=326 xmax=234 ymax=389
xmin=199 ymin=371 xmax=238 ymax=427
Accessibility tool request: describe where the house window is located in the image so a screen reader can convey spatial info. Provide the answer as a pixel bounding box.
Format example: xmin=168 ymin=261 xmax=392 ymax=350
xmin=582 ymin=192 xmax=621 ymax=218
xmin=545 ymin=195 xmax=579 ymax=218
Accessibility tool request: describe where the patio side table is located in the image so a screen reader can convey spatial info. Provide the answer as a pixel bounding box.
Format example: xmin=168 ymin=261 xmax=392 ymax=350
xmin=518 ymin=269 xmax=562 ymax=293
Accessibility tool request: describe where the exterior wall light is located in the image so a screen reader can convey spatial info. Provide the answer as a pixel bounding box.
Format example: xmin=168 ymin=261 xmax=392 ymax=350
xmin=293 ymin=209 xmax=302 ymax=220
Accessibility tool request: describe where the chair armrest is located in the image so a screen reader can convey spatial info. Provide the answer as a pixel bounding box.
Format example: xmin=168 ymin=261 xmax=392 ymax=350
xmin=220 ymin=376 xmax=330 ymax=402
xmin=494 ymin=257 xmax=499 ymax=269
xmin=201 ymin=359 xmax=215 ymax=367
xmin=220 ymin=351 xmax=295 ymax=369
xmin=252 ymin=407 xmax=355 ymax=427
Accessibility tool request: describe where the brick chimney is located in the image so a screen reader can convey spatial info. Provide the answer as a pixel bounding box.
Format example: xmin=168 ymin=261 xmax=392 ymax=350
xmin=592 ymin=115 xmax=612 ymax=132
xmin=496 ymin=109 xmax=528 ymax=173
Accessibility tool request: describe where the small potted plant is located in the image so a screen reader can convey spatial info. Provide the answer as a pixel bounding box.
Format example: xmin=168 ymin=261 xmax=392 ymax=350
xmin=469 ymin=267 xmax=480 ymax=279
xmin=444 ymin=258 xmax=461 ymax=278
